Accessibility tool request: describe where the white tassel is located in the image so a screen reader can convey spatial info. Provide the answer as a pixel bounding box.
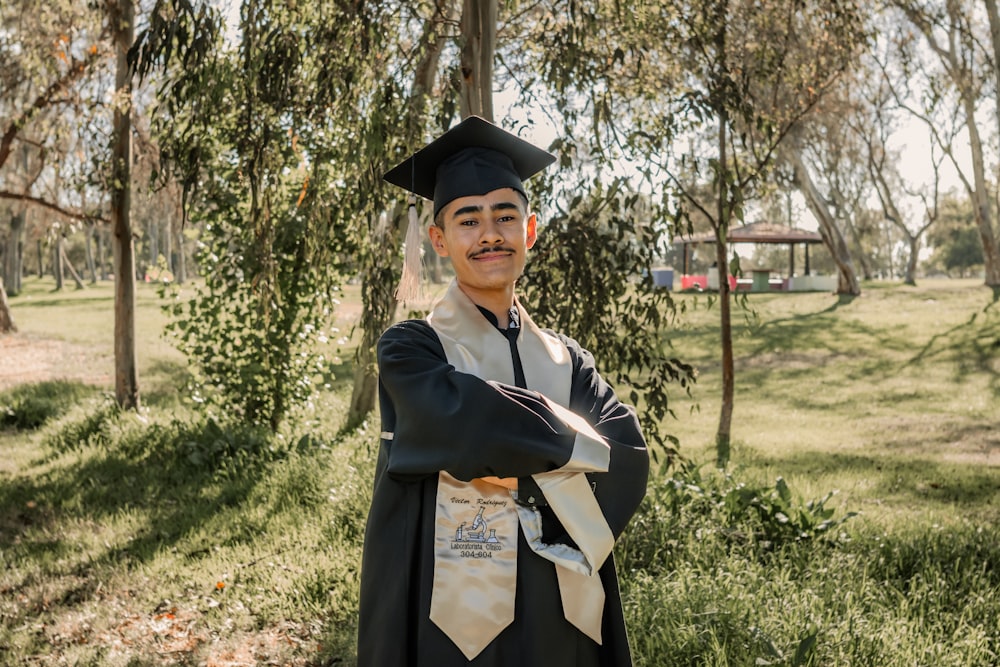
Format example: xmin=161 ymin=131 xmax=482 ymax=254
xmin=395 ymin=198 xmax=423 ymax=303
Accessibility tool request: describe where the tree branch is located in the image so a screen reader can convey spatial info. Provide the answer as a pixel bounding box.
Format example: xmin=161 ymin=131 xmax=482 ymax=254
xmin=0 ymin=191 xmax=108 ymax=224
xmin=0 ymin=46 xmax=106 ymax=170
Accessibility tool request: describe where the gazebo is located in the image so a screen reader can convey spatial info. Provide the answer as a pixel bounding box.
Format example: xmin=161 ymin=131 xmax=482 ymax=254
xmin=672 ymin=222 xmax=832 ymax=292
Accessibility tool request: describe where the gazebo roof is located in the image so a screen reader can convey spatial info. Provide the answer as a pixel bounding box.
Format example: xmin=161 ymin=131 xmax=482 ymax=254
xmin=674 ymin=222 xmax=824 ymax=245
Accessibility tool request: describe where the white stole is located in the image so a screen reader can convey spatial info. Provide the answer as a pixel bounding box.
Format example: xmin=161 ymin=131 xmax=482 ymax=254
xmin=426 ymin=280 xmax=614 ymax=659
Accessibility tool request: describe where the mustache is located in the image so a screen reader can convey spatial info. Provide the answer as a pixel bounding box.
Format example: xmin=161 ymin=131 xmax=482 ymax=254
xmin=470 ymin=246 xmax=516 ymax=258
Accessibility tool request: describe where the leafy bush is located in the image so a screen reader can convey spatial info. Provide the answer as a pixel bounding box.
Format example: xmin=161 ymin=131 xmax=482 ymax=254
xmin=721 ymin=474 xmax=858 ymax=546
xmin=0 ymin=380 xmax=97 ymax=430
xmin=41 ymin=395 xmax=122 ymax=453
xmin=619 ymin=461 xmax=857 ymax=574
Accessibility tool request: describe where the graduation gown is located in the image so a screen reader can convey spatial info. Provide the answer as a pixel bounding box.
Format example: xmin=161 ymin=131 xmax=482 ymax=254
xmin=357 ymin=293 xmax=649 ymax=667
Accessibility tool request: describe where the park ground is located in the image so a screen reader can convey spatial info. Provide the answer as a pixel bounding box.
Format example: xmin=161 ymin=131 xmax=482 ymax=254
xmin=1 ymin=276 xmax=998 ymax=665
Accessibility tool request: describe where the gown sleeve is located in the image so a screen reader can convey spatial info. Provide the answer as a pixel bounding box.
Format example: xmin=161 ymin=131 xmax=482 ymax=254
xmin=560 ymin=332 xmax=650 ymax=541
xmin=377 ymin=320 xmax=649 ymax=540
xmin=377 ymin=320 xmax=584 ymax=483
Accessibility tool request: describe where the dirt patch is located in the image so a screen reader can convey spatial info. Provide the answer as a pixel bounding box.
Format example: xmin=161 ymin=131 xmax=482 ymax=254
xmin=0 ymin=333 xmax=113 ymax=392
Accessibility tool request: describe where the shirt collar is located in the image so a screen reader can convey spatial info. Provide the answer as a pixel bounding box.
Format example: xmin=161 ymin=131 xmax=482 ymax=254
xmin=475 ymin=305 xmax=520 ymax=332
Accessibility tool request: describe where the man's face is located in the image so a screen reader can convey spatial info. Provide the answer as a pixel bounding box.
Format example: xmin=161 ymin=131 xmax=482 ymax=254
xmin=428 ymin=188 xmax=537 ymax=300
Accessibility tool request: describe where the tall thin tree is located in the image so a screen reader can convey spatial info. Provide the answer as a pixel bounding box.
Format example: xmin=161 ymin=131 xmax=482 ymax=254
xmin=110 ymin=0 xmax=140 ymax=410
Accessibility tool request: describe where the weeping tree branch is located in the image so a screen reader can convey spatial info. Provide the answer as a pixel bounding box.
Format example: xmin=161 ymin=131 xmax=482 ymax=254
xmin=0 ymin=46 xmax=107 ymax=170
xmin=0 ymin=191 xmax=108 ymax=224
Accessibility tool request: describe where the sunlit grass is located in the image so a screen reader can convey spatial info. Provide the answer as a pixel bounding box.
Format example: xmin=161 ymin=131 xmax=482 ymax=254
xmin=664 ymin=278 xmax=999 ymax=530
xmin=1 ymin=276 xmax=998 ymax=665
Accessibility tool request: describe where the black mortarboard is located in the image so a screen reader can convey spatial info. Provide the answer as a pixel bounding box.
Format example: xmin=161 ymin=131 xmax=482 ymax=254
xmin=383 ymin=116 xmax=556 ymax=216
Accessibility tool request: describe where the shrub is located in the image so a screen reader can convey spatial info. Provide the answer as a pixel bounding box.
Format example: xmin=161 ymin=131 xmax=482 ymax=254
xmin=0 ymin=380 xmax=97 ymax=430
xmin=41 ymin=395 xmax=122 ymax=453
xmin=618 ymin=461 xmax=857 ymax=574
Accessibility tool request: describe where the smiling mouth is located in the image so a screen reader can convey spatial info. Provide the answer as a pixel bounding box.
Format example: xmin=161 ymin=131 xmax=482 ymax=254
xmin=470 ymin=247 xmax=515 ymax=259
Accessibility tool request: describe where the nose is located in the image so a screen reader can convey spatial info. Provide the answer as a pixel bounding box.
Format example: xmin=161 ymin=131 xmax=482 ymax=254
xmin=478 ymin=220 xmax=504 ymax=245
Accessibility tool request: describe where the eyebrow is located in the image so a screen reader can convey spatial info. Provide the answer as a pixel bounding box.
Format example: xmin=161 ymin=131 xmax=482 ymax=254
xmin=451 ymin=201 xmax=521 ymax=218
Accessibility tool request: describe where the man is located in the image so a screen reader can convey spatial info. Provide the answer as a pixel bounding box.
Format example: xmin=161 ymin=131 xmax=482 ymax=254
xmin=358 ymin=116 xmax=649 ymax=666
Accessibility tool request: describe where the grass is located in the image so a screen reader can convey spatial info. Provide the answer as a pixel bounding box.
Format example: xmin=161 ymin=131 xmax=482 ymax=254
xmin=663 ymin=279 xmax=1000 ymax=529
xmin=1 ymin=276 xmax=998 ymax=665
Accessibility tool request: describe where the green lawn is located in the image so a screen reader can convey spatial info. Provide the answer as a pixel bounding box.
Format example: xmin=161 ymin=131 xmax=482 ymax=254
xmin=663 ymin=279 xmax=999 ymax=528
xmin=1 ymin=276 xmax=998 ymax=666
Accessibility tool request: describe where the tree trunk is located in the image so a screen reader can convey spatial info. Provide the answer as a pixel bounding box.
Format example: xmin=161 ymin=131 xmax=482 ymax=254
xmin=85 ymin=222 xmax=98 ymax=283
xmin=789 ymin=150 xmax=860 ymax=295
xmin=842 ymin=214 xmax=873 ymax=280
xmin=348 ymin=210 xmax=400 ymax=428
xmin=986 ymin=0 xmax=1000 ymax=146
xmin=173 ymin=196 xmax=186 ymax=284
xmin=14 ymin=226 xmax=23 ymax=293
xmin=54 ymin=236 xmax=65 ymax=290
xmin=347 ymin=0 xmax=455 ymax=428
xmin=111 ymin=0 xmax=140 ymax=411
xmin=904 ymin=235 xmax=920 ymax=286
xmin=870 ymin=166 xmax=918 ymax=285
xmin=36 ymin=239 xmax=43 ymax=277
xmin=61 ymin=241 xmax=86 ymax=289
xmin=148 ymin=216 xmax=159 ymax=268
xmin=458 ymin=0 xmax=496 ymax=121
xmin=830 ymin=187 xmax=873 ymax=280
xmin=97 ymin=226 xmax=108 ymax=280
xmin=81 ymin=189 xmax=96 ymax=283
xmin=959 ymin=93 xmax=1000 ymax=286
xmin=0 ymin=277 xmax=15 ymax=333
xmin=906 ymin=1 xmax=1000 ymax=287
xmin=4 ymin=211 xmax=24 ymax=296
xmin=715 ymin=116 xmax=734 ymax=469
xmin=174 ymin=225 xmax=186 ymax=284
xmin=163 ymin=212 xmax=173 ymax=279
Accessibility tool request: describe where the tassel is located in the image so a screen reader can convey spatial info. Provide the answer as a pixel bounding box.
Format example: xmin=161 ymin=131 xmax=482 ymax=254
xmin=395 ymin=197 xmax=423 ymax=303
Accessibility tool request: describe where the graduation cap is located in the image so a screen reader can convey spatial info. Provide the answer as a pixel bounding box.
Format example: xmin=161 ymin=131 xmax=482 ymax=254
xmin=384 ymin=116 xmax=556 ymax=303
xmin=384 ymin=115 xmax=556 ymax=217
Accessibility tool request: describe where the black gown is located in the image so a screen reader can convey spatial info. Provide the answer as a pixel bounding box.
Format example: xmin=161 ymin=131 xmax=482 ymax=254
xmin=357 ymin=316 xmax=649 ymax=666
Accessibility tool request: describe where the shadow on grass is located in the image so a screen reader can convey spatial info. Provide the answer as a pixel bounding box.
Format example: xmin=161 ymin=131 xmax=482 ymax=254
xmin=905 ymin=308 xmax=1000 ymax=397
xmin=13 ymin=294 xmax=115 ymax=308
xmin=822 ymin=292 xmax=858 ymax=311
xmin=318 ymin=356 xmax=357 ymax=394
xmin=753 ymin=449 xmax=1000 ymax=509
xmin=741 ymin=302 xmax=908 ymax=376
xmin=727 ymin=288 xmax=1000 ymax=402
xmin=142 ymin=357 xmax=196 ymax=408
xmin=0 ymin=380 xmax=100 ymax=430
xmin=0 ymin=416 xmax=269 ymax=599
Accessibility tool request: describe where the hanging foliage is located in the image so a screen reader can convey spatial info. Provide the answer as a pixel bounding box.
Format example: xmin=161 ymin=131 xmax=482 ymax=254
xmin=134 ymin=0 xmax=386 ymax=429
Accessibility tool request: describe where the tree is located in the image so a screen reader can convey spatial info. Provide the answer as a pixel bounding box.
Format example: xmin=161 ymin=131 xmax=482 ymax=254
xmin=520 ymin=180 xmax=696 ymax=459
xmin=135 ymin=0 xmax=398 ymax=430
xmin=346 ymin=0 xmax=459 ymax=429
xmin=0 ymin=2 xmax=109 ymax=221
xmin=894 ymin=0 xmax=1000 ymax=289
xmin=866 ymin=126 xmax=943 ymax=285
xmin=785 ymin=143 xmax=862 ymax=293
xmin=547 ymin=0 xmax=867 ymax=466
xmin=0 ymin=276 xmax=15 ymax=333
xmin=1 ymin=0 xmax=144 ymax=408
xmin=345 ymin=0 xmax=700 ymax=454
xmin=927 ymin=191 xmax=985 ymax=276
xmin=2 ymin=144 xmax=42 ymax=296
xmin=110 ymin=0 xmax=139 ymax=410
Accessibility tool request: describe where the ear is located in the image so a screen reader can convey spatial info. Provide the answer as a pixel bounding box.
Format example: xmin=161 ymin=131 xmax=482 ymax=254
xmin=428 ymin=223 xmax=449 ymax=257
xmin=525 ymin=212 xmax=538 ymax=249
